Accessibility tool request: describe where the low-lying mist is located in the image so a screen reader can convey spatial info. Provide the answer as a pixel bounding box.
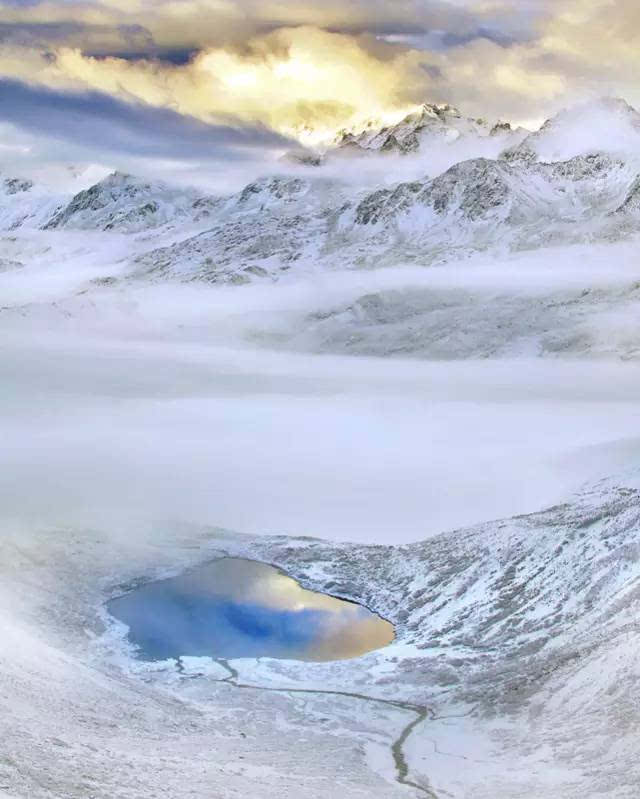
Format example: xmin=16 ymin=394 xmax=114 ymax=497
xmin=2 ymin=239 xmax=640 ymax=544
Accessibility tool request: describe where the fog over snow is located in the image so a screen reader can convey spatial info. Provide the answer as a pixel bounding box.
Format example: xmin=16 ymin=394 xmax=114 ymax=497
xmin=3 ymin=246 xmax=640 ymax=543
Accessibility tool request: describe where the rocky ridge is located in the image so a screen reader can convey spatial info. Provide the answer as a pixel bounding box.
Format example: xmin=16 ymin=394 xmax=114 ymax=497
xmin=3 ymin=99 xmax=640 ymax=286
xmin=333 ymin=103 xmax=524 ymax=156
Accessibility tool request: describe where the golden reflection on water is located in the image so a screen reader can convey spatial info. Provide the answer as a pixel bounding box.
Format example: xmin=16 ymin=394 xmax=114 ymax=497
xmin=112 ymin=557 xmax=395 ymax=662
xmin=181 ymin=558 xmax=395 ymax=661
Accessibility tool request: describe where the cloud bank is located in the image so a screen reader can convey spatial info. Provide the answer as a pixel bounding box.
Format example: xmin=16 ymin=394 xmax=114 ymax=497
xmin=0 ymin=1 xmax=638 ymax=155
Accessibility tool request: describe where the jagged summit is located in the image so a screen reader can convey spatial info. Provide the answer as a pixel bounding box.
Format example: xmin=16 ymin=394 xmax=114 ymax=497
xmin=43 ymin=171 xmax=218 ymax=232
xmin=332 ymin=102 xmax=522 ymax=156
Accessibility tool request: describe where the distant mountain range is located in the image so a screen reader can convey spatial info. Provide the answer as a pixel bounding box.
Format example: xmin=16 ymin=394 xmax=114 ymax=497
xmin=3 ymin=97 xmax=640 ymax=286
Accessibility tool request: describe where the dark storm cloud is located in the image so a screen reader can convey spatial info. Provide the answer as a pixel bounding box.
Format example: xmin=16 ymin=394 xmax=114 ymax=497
xmin=0 ymin=78 xmax=294 ymax=159
xmin=86 ymin=47 xmax=199 ymax=65
xmin=0 ymin=0 xmax=547 ymax=52
xmin=0 ymin=18 xmax=203 ymax=65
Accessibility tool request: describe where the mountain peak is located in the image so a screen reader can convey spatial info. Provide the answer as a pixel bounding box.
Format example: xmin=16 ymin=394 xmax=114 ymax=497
xmin=331 ymin=102 xmax=514 ymax=157
xmin=42 ymin=171 xmax=217 ymax=232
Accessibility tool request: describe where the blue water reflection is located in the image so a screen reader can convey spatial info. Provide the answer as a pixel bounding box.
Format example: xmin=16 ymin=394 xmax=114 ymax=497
xmin=108 ymin=558 xmax=394 ymax=662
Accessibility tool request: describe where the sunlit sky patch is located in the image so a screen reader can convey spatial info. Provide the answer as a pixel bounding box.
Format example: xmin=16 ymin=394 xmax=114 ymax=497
xmin=0 ymin=0 xmax=638 ymax=163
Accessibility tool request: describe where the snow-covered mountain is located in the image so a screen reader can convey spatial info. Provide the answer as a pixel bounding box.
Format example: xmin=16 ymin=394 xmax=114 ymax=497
xmin=2 ymin=98 xmax=640 ymax=299
xmin=333 ymin=103 xmax=526 ymax=156
xmin=43 ymin=171 xmax=219 ymax=233
xmin=350 ymin=152 xmax=638 ymax=258
xmin=0 ymin=98 xmax=634 ymax=287
xmin=3 ymin=97 xmax=640 ymax=289
xmin=125 ymin=151 xmax=639 ymax=283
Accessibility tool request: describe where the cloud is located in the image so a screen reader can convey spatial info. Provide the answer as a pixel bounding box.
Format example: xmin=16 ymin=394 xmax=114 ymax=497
xmin=0 ymin=0 xmax=639 ymax=145
xmin=0 ymin=77 xmax=294 ymax=160
xmin=0 ymin=27 xmax=440 ymax=142
xmin=0 ymin=1 xmax=538 ymax=49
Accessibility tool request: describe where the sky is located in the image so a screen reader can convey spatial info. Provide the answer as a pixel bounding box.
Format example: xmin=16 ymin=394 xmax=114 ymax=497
xmin=0 ymin=0 xmax=639 ymax=165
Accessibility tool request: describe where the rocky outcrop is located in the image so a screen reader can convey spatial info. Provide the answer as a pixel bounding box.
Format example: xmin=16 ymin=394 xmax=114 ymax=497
xmin=2 ymin=177 xmax=33 ymax=195
xmin=43 ymin=171 xmax=218 ymax=233
xmin=334 ymin=103 xmax=492 ymax=156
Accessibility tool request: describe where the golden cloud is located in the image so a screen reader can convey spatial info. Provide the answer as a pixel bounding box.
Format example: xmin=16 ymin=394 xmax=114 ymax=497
xmin=1 ymin=1 xmax=640 ymax=143
xmin=0 ymin=27 xmax=431 ymax=142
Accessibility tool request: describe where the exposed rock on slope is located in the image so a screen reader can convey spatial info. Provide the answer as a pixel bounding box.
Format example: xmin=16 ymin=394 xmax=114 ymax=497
xmin=43 ymin=171 xmax=218 ymax=233
xmin=129 ymin=150 xmax=640 ymax=284
xmin=132 ymin=176 xmax=342 ymax=283
xmin=334 ymin=103 xmax=524 ymax=156
xmin=235 ymin=176 xmax=311 ymax=207
xmin=3 ymin=176 xmax=33 ymax=195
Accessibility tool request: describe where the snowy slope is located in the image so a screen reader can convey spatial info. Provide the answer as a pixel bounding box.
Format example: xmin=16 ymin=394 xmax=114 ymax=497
xmin=131 ymin=175 xmax=344 ymax=283
xmin=127 ymin=150 xmax=640 ymax=283
xmin=502 ymin=97 xmax=640 ymax=163
xmin=2 ymin=467 xmax=640 ymax=798
xmin=43 ymin=171 xmax=219 ymax=233
xmin=0 ymin=172 xmax=64 ymax=231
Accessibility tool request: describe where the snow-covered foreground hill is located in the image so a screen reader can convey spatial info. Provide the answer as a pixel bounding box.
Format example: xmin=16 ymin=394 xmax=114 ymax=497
xmin=3 ymin=98 xmax=640 ymax=799
xmin=2 ymin=466 xmax=640 ymax=798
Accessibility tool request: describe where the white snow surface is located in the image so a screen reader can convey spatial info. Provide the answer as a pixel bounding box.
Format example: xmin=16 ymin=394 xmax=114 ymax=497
xmin=3 ymin=99 xmax=640 ymax=799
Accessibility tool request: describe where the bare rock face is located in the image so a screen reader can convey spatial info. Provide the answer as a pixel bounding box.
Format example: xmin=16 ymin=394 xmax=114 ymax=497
xmin=281 ymin=149 xmax=324 ymax=167
xmin=491 ymin=120 xmax=512 ymax=136
xmin=236 ymin=177 xmax=309 ymax=206
xmin=2 ymin=176 xmax=33 ymax=195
